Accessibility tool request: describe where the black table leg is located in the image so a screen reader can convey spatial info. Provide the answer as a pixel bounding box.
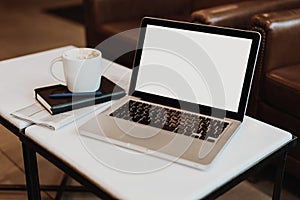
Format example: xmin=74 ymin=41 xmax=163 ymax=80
xmin=272 ymin=151 xmax=287 ymax=200
xmin=22 ymin=143 xmax=41 ymax=200
xmin=54 ymin=174 xmax=69 ymax=200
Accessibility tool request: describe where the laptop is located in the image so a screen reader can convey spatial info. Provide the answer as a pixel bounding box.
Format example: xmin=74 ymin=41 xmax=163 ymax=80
xmin=79 ymin=17 xmax=261 ymax=170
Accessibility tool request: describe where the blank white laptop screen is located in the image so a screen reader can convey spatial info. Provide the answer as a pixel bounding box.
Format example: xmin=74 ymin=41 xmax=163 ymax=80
xmin=135 ymin=25 xmax=253 ymax=112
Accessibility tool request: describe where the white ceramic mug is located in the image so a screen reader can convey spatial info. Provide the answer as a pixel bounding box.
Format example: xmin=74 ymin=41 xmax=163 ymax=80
xmin=49 ymin=48 xmax=102 ymax=93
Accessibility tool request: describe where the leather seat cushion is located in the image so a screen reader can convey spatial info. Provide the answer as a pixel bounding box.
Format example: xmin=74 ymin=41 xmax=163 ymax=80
xmin=95 ymin=15 xmax=190 ymax=45
xmin=94 ymin=15 xmax=189 ymax=67
xmin=96 ymin=20 xmax=140 ymax=47
xmin=263 ymin=64 xmax=300 ymax=118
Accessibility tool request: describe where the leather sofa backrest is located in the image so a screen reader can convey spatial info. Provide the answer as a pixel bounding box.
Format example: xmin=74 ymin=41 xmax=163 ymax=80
xmin=192 ymin=0 xmax=255 ymax=10
xmin=191 ymin=0 xmax=300 ymax=29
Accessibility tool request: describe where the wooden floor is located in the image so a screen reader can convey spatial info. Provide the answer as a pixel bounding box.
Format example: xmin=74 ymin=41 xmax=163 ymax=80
xmin=0 ymin=0 xmax=299 ymax=199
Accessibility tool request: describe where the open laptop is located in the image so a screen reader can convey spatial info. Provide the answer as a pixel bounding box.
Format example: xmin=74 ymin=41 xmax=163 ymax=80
xmin=79 ymin=17 xmax=260 ymax=170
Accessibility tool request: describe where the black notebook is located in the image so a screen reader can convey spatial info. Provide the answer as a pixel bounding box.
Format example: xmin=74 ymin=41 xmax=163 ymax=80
xmin=35 ymin=76 xmax=126 ymax=115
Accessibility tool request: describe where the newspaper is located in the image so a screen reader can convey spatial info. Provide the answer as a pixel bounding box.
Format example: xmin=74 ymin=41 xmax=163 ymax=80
xmin=11 ymin=102 xmax=110 ymax=130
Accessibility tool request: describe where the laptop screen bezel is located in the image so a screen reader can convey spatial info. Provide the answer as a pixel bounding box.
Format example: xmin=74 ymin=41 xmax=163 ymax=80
xmin=129 ymin=17 xmax=260 ymax=121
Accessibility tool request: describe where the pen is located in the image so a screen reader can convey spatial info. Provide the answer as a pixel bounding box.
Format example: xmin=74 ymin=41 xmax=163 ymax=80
xmin=49 ymin=91 xmax=102 ymax=98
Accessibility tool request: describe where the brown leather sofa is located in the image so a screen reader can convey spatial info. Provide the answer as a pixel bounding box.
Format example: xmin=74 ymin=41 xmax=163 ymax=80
xmin=83 ymin=0 xmax=258 ymax=67
xmin=250 ymin=9 xmax=300 ymax=179
xmin=192 ymin=1 xmax=300 ymax=179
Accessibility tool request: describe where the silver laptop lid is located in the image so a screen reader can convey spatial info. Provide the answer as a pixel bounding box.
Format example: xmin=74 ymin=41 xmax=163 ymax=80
xmin=129 ymin=17 xmax=260 ymax=121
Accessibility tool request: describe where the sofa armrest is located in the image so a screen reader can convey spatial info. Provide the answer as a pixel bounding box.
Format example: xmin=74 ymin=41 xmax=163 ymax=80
xmin=191 ymin=0 xmax=300 ymax=29
xmin=251 ymin=8 xmax=300 ymax=72
xmin=86 ymin=0 xmax=191 ymax=25
xmin=246 ymin=8 xmax=300 ymax=116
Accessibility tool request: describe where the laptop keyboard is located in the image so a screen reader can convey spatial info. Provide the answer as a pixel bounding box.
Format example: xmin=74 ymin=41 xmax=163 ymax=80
xmin=109 ymin=100 xmax=229 ymax=140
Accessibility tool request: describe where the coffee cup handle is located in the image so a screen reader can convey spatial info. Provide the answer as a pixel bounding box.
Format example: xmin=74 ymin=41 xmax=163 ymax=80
xmin=49 ymin=57 xmax=65 ymax=84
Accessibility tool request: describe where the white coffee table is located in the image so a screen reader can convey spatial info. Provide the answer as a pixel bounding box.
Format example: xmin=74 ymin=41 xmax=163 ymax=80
xmin=0 ymin=46 xmax=296 ymax=200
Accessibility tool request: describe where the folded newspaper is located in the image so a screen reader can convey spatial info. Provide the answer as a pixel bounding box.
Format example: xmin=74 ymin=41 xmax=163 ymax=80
xmin=11 ymin=102 xmax=110 ymax=130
